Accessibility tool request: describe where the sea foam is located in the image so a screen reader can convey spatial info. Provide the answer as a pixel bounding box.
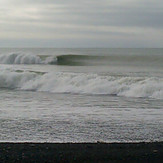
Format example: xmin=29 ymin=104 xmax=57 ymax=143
xmin=0 ymin=71 xmax=162 ymax=99
xmin=0 ymin=53 xmax=57 ymax=64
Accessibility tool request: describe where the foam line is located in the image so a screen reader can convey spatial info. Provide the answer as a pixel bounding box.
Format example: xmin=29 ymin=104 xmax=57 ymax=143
xmin=0 ymin=71 xmax=162 ymax=99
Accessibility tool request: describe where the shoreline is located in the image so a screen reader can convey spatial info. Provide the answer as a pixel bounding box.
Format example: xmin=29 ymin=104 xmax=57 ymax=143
xmin=0 ymin=142 xmax=163 ymax=162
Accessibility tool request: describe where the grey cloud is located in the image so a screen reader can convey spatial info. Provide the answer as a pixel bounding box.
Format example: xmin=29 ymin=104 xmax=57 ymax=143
xmin=15 ymin=0 xmax=163 ymax=28
xmin=0 ymin=0 xmax=163 ymax=47
xmin=2 ymin=0 xmax=163 ymax=28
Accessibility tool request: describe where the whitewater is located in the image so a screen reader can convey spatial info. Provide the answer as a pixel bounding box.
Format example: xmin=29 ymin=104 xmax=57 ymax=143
xmin=0 ymin=48 xmax=163 ymax=142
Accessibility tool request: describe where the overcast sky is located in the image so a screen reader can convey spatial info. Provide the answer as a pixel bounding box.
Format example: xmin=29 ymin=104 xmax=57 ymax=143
xmin=0 ymin=0 xmax=163 ymax=47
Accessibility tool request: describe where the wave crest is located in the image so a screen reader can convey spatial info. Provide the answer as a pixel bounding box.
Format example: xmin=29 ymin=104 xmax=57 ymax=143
xmin=0 ymin=53 xmax=163 ymax=66
xmin=0 ymin=53 xmax=57 ymax=65
xmin=0 ymin=71 xmax=162 ymax=99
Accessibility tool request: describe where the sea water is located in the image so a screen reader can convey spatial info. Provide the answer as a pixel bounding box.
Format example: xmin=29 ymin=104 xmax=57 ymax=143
xmin=0 ymin=48 xmax=162 ymax=142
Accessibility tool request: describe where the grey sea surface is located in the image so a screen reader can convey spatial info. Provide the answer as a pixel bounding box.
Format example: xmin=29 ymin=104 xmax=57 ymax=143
xmin=0 ymin=48 xmax=162 ymax=142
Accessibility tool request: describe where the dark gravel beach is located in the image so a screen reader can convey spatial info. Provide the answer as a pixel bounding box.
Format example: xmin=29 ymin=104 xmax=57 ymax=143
xmin=0 ymin=142 xmax=163 ymax=163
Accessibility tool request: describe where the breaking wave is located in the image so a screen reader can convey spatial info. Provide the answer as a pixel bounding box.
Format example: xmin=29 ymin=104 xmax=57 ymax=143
xmin=0 ymin=53 xmax=163 ymax=66
xmin=0 ymin=53 xmax=100 ymax=65
xmin=0 ymin=53 xmax=57 ymax=65
xmin=0 ymin=71 xmax=162 ymax=99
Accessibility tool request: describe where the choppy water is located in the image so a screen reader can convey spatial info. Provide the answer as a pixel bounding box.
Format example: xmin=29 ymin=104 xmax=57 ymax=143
xmin=0 ymin=48 xmax=163 ymax=142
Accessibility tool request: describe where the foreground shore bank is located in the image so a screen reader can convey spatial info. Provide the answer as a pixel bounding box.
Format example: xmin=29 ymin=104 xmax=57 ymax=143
xmin=0 ymin=142 xmax=163 ymax=162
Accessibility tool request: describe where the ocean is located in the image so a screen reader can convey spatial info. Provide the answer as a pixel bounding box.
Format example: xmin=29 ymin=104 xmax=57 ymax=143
xmin=0 ymin=48 xmax=162 ymax=142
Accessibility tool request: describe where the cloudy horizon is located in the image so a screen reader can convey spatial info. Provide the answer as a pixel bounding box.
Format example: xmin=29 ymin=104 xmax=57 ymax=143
xmin=0 ymin=0 xmax=163 ymax=48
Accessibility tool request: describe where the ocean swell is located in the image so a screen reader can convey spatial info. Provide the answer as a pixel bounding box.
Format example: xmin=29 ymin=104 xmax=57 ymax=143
xmin=0 ymin=71 xmax=162 ymax=99
xmin=0 ymin=53 xmax=163 ymax=66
